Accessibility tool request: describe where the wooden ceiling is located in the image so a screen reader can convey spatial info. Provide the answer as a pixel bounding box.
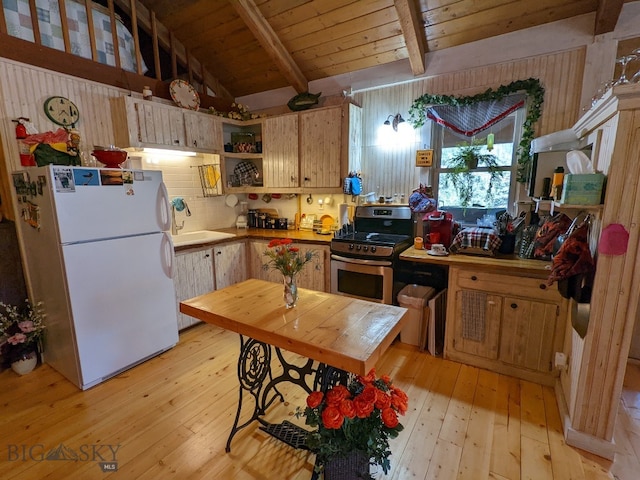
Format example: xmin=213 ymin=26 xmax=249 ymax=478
xmin=136 ymin=0 xmax=625 ymax=99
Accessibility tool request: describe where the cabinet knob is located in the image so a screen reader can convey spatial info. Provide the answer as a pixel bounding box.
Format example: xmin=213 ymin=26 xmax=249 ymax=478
xmin=173 ymin=139 xmax=180 ymax=144
xmin=471 ymin=275 xmax=477 ymax=281
xmin=193 ymin=140 xmax=198 ymax=147
xmin=304 ymin=177 xmax=310 ymax=182
xmin=539 ymin=284 xmax=547 ymax=290
xmin=510 ymin=303 xmax=518 ymax=309
xmin=204 ymin=254 xmax=210 ymax=258
xmin=216 ymin=251 xmax=222 ymax=255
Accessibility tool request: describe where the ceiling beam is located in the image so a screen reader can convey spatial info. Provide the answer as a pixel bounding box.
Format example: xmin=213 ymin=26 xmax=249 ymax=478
xmin=230 ymin=0 xmax=308 ymax=94
xmin=394 ymin=0 xmax=426 ymax=75
xmin=594 ymin=0 xmax=624 ymax=35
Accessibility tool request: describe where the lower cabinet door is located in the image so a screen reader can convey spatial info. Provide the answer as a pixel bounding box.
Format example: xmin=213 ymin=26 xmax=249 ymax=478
xmin=499 ymin=297 xmax=560 ymax=373
xmin=174 ymin=249 xmax=214 ymax=330
xmin=214 ymin=241 xmax=247 ymax=290
xmin=452 ymin=289 xmax=502 ymax=359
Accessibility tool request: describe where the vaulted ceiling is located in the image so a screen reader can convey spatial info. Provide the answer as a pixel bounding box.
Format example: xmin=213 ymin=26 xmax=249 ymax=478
xmin=137 ymin=0 xmax=624 ymax=99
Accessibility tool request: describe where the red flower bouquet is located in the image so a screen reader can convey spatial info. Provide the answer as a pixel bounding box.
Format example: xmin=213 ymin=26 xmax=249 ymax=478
xmin=263 ymin=238 xmax=316 ymax=277
xmin=300 ymin=368 xmax=408 ymax=476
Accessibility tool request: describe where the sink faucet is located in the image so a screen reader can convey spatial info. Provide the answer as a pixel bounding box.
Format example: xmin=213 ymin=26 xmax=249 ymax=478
xmin=171 ymin=198 xmax=191 ymax=235
xmin=172 ymin=205 xmax=184 ymax=235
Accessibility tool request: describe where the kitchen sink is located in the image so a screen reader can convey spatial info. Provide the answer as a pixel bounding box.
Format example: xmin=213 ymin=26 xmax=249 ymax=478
xmin=171 ymin=230 xmax=235 ymax=247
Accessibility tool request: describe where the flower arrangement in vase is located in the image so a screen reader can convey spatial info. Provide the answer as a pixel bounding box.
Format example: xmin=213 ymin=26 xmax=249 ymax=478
xmin=0 ymin=299 xmax=45 ymax=373
xmin=299 ymin=368 xmax=408 ymax=478
xmin=263 ymin=238 xmax=317 ymax=308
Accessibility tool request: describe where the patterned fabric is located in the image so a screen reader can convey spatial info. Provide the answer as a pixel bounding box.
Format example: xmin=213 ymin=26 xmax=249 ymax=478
xmin=426 ymin=94 xmax=526 ymax=137
xmin=449 ymin=227 xmax=502 ymax=254
xmin=533 ymin=213 xmax=572 ymax=260
xmin=461 ymin=290 xmax=487 ymax=342
xmin=3 ymin=0 xmax=147 ymax=73
xmin=233 ymin=161 xmax=258 ymax=179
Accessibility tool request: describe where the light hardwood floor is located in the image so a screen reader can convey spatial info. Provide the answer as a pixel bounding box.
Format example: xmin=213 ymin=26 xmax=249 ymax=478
xmin=1 ymin=323 xmax=638 ymax=480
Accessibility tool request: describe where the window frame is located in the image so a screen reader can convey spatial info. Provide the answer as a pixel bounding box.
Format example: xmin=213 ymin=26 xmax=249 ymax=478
xmin=430 ymin=108 xmax=525 ymax=219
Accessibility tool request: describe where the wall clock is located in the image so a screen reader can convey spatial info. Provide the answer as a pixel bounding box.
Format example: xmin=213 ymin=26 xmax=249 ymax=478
xmin=44 ymin=96 xmax=79 ymax=127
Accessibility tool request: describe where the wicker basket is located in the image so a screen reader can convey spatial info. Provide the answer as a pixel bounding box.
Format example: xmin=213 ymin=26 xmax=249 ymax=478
xmin=323 ymin=452 xmax=370 ymax=480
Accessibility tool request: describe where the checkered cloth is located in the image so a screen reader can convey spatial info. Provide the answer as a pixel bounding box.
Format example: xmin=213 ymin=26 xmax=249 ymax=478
xmin=234 ymin=161 xmax=258 ymax=178
xmin=449 ymin=227 xmax=502 ymax=255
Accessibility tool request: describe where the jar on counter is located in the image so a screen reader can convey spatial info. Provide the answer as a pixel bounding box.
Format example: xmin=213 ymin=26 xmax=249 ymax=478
xmin=142 ymin=86 xmax=152 ymax=101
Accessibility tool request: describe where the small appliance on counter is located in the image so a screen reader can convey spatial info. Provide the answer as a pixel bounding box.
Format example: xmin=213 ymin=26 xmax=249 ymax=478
xmin=419 ymin=211 xmax=457 ymax=249
xmin=236 ymin=201 xmax=248 ymax=228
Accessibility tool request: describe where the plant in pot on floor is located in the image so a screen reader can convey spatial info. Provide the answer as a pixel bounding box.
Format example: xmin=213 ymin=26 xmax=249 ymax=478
xmin=444 ymin=139 xmax=503 ymax=209
xmin=0 ymin=299 xmax=45 ymax=375
xmin=298 ymin=368 xmax=408 ymax=479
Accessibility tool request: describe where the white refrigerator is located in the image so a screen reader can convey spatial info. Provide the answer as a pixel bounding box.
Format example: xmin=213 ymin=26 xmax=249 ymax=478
xmin=11 ymin=165 xmax=179 ymax=390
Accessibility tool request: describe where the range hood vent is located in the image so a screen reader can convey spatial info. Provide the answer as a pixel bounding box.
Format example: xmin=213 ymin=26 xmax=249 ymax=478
xmin=531 ymin=129 xmax=581 ymax=153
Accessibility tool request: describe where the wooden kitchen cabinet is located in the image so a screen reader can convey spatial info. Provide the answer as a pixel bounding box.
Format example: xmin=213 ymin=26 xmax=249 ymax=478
xmin=174 ymin=247 xmax=214 ymax=330
xmin=445 ymin=266 xmax=566 ymax=385
xmin=213 ymin=241 xmax=247 ymax=289
xmin=184 ymin=110 xmax=223 ymax=151
xmin=223 ymin=103 xmax=361 ymax=193
xmin=262 ymin=113 xmax=298 ymax=189
xmin=110 ymin=96 xmax=221 ymax=153
xmin=247 ymin=240 xmax=329 ymax=292
xmin=299 ymin=106 xmax=343 ymax=189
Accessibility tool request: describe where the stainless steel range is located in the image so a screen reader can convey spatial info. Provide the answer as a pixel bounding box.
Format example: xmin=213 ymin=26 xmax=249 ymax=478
xmin=330 ymin=205 xmax=413 ymax=304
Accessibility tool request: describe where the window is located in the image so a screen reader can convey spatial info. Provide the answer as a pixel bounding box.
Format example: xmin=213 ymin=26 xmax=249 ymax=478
xmin=431 ymin=109 xmax=524 ymax=225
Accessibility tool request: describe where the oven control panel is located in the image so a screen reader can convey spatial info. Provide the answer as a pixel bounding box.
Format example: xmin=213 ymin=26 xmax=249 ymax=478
xmin=331 ymin=241 xmax=394 ymax=258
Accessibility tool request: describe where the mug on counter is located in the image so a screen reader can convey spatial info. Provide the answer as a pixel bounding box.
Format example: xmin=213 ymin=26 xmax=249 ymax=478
xmin=414 ymin=237 xmax=424 ymax=249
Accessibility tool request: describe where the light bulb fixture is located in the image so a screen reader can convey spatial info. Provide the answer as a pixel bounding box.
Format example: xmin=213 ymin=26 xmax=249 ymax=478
xmin=142 ymin=148 xmax=197 ymax=157
xmin=383 ymin=113 xmax=405 ymax=132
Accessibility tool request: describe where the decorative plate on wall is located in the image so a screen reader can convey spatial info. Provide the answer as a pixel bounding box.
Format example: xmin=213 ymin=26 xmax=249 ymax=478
xmin=169 ymin=80 xmax=200 ymax=110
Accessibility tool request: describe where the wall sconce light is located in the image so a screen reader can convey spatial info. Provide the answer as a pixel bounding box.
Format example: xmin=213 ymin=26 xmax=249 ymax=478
xmin=383 ymin=113 xmax=405 ymax=132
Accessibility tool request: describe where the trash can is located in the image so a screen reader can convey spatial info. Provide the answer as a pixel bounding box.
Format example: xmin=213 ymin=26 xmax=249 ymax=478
xmin=397 ymin=284 xmax=435 ymax=347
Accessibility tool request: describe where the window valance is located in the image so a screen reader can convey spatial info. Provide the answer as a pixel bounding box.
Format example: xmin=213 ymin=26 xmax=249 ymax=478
xmin=409 ymin=78 xmax=545 ymax=183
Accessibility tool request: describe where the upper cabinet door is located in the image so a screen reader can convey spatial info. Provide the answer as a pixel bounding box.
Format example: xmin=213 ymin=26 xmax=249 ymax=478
xmin=263 ymin=114 xmax=299 ymax=188
xmin=184 ymin=111 xmax=222 ymax=152
xmin=300 ymin=106 xmax=343 ymax=189
xmin=137 ymin=101 xmax=187 ymax=148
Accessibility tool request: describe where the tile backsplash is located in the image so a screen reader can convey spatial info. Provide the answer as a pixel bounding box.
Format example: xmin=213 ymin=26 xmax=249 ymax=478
xmin=133 ymin=150 xmax=353 ymax=232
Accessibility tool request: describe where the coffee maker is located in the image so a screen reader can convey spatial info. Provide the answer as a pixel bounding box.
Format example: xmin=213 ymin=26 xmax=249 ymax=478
xmin=416 ymin=211 xmax=457 ymax=248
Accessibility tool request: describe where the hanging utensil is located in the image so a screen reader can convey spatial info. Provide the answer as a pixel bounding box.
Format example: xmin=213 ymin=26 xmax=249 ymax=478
xmin=306 ymin=194 xmax=313 ymax=204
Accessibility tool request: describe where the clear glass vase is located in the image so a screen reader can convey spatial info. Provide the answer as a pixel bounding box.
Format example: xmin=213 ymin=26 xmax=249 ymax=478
xmin=283 ymin=274 xmax=298 ymax=308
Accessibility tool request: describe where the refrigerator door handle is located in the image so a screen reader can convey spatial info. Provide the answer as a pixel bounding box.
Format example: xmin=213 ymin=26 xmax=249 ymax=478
xmin=161 ymin=232 xmax=174 ymax=278
xmin=158 ymin=182 xmax=172 ymax=231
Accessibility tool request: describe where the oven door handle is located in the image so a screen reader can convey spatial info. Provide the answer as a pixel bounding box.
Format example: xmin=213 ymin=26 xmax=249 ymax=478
xmin=330 ymin=254 xmax=393 ymax=267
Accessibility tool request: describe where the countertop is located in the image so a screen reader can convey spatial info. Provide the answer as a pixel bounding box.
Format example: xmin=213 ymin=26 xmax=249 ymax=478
xmin=173 ymin=227 xmax=333 ymax=251
xmin=400 ymin=246 xmax=553 ymax=277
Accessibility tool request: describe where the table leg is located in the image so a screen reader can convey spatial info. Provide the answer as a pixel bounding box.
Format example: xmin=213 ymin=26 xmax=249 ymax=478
xmin=225 ymin=337 xmax=352 ymax=454
xmin=226 ymin=335 xmax=280 ymax=452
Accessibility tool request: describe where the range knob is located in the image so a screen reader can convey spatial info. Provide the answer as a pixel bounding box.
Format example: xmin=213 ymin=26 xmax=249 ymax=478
xmin=356 ymin=245 xmax=362 ymax=251
xmin=349 ymin=243 xmax=355 ymax=250
xmin=370 ymin=246 xmax=377 ymax=253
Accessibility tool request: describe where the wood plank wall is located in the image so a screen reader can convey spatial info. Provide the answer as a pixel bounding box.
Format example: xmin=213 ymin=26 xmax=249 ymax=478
xmin=0 ymin=59 xmax=128 ymax=220
xmin=353 ymin=47 xmax=586 ymax=200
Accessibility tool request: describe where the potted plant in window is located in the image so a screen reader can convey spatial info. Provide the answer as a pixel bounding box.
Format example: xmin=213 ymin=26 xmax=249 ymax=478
xmin=445 ymin=139 xmax=503 ymax=208
xmin=299 ymin=368 xmax=408 ymax=479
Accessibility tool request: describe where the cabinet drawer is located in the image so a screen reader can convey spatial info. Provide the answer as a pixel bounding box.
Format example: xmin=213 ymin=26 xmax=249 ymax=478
xmin=454 ymin=269 xmax=560 ymax=302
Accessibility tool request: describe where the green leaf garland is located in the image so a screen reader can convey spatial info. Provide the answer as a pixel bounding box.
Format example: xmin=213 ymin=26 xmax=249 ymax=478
xmin=408 ymin=78 xmax=545 ymax=183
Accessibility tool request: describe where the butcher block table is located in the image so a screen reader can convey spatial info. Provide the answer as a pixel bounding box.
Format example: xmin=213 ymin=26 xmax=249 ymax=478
xmin=180 ymin=278 xmax=408 ymax=452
